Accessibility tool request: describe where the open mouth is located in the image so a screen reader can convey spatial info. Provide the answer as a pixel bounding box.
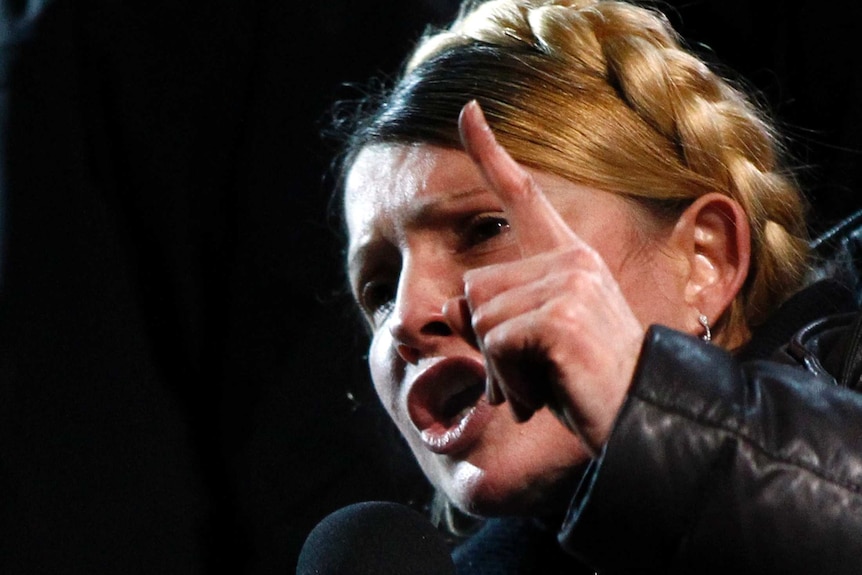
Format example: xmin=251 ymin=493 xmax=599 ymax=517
xmin=407 ymin=358 xmax=488 ymax=454
xmin=438 ymin=384 xmax=484 ymax=427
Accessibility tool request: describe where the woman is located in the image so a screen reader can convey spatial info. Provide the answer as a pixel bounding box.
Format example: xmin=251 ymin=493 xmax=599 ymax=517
xmin=334 ymin=0 xmax=862 ymax=572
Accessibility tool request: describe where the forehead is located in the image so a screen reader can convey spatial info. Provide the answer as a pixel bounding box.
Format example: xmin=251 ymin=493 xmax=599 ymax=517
xmin=344 ymin=143 xmax=483 ymax=250
xmin=345 ymin=144 xmax=432 ymax=235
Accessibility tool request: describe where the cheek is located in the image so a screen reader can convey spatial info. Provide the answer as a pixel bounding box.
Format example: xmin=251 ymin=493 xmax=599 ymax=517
xmin=616 ymin=250 xmax=689 ymax=330
xmin=368 ymin=332 xmax=398 ymax=414
xmin=367 ymin=329 xmax=421 ymax=443
xmin=367 ymin=330 xmax=448 ymax=489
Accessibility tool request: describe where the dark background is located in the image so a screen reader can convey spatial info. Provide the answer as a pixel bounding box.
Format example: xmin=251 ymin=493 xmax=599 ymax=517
xmin=0 ymin=1 xmax=859 ymax=574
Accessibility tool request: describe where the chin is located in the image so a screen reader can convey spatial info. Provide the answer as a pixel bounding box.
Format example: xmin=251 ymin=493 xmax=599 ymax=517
xmin=437 ymin=442 xmax=590 ymax=519
xmin=407 ymin=405 xmax=592 ymax=518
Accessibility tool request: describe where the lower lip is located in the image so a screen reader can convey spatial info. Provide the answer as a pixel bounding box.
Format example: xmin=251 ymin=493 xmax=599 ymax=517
xmin=417 ymin=396 xmax=492 ymax=455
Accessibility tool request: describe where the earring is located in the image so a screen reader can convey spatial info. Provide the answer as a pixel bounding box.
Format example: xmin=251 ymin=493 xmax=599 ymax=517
xmin=698 ymin=313 xmax=711 ymax=342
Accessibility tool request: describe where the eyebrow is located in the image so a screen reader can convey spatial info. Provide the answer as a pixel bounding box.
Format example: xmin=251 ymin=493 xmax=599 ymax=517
xmin=346 ymin=186 xmax=495 ymax=284
xmin=403 ymin=186 xmax=492 ymax=228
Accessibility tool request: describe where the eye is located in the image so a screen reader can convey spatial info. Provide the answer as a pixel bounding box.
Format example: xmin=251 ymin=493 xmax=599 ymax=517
xmin=360 ymin=279 xmax=397 ymax=325
xmin=464 ymin=214 xmax=510 ymax=247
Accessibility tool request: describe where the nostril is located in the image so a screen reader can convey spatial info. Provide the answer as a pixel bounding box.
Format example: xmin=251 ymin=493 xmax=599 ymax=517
xmin=396 ymin=344 xmax=420 ymax=365
xmin=389 ymin=318 xmax=454 ymax=364
xmin=422 ymin=320 xmax=453 ymax=337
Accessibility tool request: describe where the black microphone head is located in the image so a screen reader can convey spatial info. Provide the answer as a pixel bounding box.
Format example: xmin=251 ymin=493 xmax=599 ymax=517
xmin=296 ymin=501 xmax=456 ymax=575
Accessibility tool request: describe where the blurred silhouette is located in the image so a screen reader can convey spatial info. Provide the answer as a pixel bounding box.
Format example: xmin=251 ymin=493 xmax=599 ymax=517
xmin=0 ymin=1 xmax=455 ymax=573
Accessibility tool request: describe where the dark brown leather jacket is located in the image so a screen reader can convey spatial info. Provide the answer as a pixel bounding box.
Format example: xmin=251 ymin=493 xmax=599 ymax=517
xmin=560 ymin=277 xmax=862 ymax=573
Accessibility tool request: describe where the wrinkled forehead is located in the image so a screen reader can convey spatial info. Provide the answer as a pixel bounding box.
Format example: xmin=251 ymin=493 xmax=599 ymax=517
xmin=344 ymin=143 xmax=466 ymax=252
xmin=345 ymin=145 xmax=422 ymax=238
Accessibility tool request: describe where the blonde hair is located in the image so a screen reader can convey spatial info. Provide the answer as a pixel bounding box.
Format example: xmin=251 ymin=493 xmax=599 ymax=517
xmin=339 ymin=0 xmax=810 ymax=336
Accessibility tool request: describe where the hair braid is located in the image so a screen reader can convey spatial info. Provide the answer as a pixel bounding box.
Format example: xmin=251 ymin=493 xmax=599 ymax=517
xmin=579 ymin=0 xmax=809 ymax=325
xmin=353 ymin=0 xmax=811 ymax=335
xmin=470 ymin=0 xmax=809 ymax=327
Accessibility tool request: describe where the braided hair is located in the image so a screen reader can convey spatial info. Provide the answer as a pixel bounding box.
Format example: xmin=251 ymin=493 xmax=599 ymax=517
xmin=337 ymin=0 xmax=810 ymax=340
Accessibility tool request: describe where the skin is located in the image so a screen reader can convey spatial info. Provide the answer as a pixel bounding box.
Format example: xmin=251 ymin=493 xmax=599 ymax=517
xmin=345 ymin=101 xmax=724 ymax=517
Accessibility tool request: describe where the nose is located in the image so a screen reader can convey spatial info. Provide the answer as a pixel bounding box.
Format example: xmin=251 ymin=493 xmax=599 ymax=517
xmin=387 ymin=263 xmax=456 ymax=364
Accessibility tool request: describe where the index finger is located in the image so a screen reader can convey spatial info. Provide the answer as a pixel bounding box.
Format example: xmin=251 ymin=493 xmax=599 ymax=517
xmin=458 ymin=100 xmax=583 ymax=257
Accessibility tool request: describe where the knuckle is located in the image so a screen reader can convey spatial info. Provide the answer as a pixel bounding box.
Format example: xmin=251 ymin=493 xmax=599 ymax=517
xmin=482 ymin=323 xmax=513 ymax=357
xmin=518 ymin=172 xmax=543 ymax=205
xmin=464 ymin=266 xmax=493 ymax=292
xmin=583 ymin=247 xmax=605 ymax=270
xmin=561 ymin=243 xmax=602 ymax=269
xmin=470 ymin=306 xmax=490 ymax=336
xmin=542 ymin=296 xmax=584 ymax=328
xmin=557 ymin=267 xmax=594 ymax=295
xmin=463 ymin=275 xmax=486 ymax=304
xmin=519 ymin=170 xmax=539 ymax=194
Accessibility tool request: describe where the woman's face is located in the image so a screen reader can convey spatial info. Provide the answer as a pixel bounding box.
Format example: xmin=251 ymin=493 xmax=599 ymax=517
xmin=345 ymin=142 xmax=690 ymax=517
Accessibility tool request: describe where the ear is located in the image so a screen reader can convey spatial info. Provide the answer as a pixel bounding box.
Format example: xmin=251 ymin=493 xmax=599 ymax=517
xmin=670 ymin=192 xmax=750 ymax=334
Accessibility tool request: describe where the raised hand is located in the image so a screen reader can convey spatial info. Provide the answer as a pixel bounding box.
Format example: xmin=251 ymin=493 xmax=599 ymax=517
xmin=454 ymin=100 xmax=646 ymax=454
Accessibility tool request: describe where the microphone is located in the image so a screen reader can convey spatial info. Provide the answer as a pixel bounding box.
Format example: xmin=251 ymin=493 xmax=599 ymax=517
xmin=296 ymin=500 xmax=456 ymax=575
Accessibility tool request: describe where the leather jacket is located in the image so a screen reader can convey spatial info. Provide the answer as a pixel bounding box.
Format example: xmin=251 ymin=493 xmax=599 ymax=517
xmin=559 ymin=278 xmax=862 ymax=574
